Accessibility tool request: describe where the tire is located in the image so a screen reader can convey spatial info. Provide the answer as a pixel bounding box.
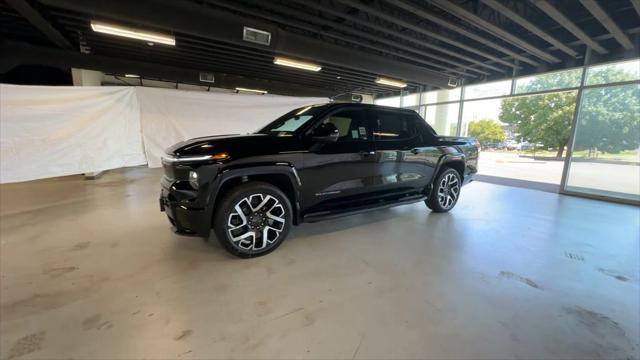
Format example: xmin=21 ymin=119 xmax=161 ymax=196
xmin=213 ymin=181 xmax=292 ymax=258
xmin=426 ymin=168 xmax=462 ymax=213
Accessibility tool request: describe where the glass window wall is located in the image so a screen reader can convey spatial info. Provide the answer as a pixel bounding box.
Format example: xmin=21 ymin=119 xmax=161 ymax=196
xmin=585 ymin=59 xmax=640 ymax=86
xmin=424 ymin=103 xmax=460 ymax=136
xmin=372 ymin=57 xmax=639 ymax=203
xmin=514 ymin=68 xmax=582 ymax=94
xmin=564 ymin=83 xmax=640 ymax=201
xmin=423 ymin=88 xmax=461 ymax=104
xmin=464 ymin=80 xmax=511 ymax=100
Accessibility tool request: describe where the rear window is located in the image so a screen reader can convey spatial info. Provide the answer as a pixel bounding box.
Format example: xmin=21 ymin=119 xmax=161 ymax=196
xmin=374 ymin=111 xmax=418 ymax=140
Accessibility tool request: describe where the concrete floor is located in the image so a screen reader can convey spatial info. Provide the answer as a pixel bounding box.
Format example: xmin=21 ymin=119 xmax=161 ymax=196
xmin=1 ymin=167 xmax=639 ymax=359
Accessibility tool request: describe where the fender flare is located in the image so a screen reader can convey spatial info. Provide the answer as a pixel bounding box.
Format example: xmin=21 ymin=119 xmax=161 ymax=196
xmin=203 ymin=163 xmax=303 ymax=226
xmin=427 ymin=153 xmax=466 ymax=193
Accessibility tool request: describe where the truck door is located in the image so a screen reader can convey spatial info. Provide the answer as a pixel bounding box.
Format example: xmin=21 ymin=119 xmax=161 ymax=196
xmin=369 ymin=109 xmax=435 ymax=195
xmin=298 ymin=107 xmax=378 ymax=214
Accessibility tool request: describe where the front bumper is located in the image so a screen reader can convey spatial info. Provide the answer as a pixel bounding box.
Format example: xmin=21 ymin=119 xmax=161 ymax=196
xmin=160 ymin=177 xmax=209 ymax=236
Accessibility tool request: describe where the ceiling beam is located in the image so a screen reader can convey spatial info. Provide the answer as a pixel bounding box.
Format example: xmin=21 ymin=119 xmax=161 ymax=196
xmin=337 ymin=0 xmax=514 ymax=70
xmin=56 ymin=10 xmax=460 ymax=84
xmin=530 ymin=0 xmax=608 ymax=54
xmin=479 ymin=0 xmax=577 ymax=57
xmin=208 ymin=0 xmax=478 ymax=77
xmin=68 ymin=35 xmax=396 ymax=91
xmin=38 ymin=0 xmax=456 ymax=88
xmin=428 ymin=0 xmax=561 ymax=63
xmin=295 ymin=0 xmax=503 ymax=73
xmin=631 ymin=0 xmax=640 ymax=16
xmin=5 ymin=0 xmax=74 ymax=50
xmin=388 ymin=0 xmax=536 ymax=67
xmin=578 ymin=0 xmax=634 ymax=50
xmin=295 ymin=0 xmax=492 ymax=74
xmin=0 ymin=40 xmax=340 ymax=97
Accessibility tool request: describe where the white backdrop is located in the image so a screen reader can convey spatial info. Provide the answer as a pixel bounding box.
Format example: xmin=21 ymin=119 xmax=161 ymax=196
xmin=136 ymin=87 xmax=324 ymax=167
xmin=0 ymin=85 xmax=146 ymax=183
xmin=0 ymin=84 xmax=325 ymax=183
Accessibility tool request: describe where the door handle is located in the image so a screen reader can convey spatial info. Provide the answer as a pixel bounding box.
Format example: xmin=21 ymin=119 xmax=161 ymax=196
xmin=360 ymin=151 xmax=375 ymax=156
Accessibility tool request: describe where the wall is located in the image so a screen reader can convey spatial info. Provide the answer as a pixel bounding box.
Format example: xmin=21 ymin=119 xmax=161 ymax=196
xmin=0 ymin=84 xmax=325 ymax=183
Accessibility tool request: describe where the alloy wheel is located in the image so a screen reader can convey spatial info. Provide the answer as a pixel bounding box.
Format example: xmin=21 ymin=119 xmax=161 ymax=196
xmin=227 ymin=193 xmax=286 ymax=251
xmin=437 ymin=172 xmax=460 ymax=210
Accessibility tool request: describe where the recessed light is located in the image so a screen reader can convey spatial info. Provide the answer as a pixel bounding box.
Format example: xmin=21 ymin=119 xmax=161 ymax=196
xmin=375 ymin=77 xmax=407 ymax=88
xmin=90 ymin=20 xmax=175 ymax=46
xmin=125 ymin=74 xmax=140 ymax=78
xmin=274 ymin=56 xmax=322 ymax=72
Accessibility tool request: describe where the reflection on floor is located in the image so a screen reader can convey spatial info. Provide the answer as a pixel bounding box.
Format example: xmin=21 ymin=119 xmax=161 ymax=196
xmin=1 ymin=167 xmax=639 ymax=359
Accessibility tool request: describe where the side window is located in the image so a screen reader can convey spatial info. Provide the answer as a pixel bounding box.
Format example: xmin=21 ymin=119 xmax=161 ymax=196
xmin=374 ymin=111 xmax=419 ymax=140
xmin=315 ymin=109 xmax=370 ymax=142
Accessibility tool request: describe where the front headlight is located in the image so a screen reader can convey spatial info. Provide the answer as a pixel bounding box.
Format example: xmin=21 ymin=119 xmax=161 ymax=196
xmin=188 ymin=171 xmax=199 ymax=189
xmin=162 ymin=153 xmax=229 ymax=164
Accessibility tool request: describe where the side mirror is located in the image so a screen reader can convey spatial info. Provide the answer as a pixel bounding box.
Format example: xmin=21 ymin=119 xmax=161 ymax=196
xmin=311 ymin=122 xmax=339 ymax=142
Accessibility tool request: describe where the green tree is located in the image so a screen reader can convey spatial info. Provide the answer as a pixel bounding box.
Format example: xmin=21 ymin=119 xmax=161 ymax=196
xmin=500 ymin=67 xmax=639 ymax=158
xmin=500 ymin=92 xmax=576 ymax=157
xmin=574 ymin=72 xmax=639 ymax=155
xmin=467 ymin=119 xmax=506 ymax=146
xmin=501 ymin=70 xmax=580 ymax=158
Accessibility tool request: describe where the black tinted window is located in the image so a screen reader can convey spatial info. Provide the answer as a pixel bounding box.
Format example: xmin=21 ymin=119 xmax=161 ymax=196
xmin=374 ymin=111 xmax=418 ymax=140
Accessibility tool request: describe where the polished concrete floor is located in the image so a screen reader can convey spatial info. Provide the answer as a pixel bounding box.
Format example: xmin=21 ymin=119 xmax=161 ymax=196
xmin=1 ymin=167 xmax=639 ymax=359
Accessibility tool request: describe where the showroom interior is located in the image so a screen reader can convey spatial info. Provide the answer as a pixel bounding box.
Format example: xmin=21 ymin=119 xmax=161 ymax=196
xmin=0 ymin=0 xmax=639 ymax=358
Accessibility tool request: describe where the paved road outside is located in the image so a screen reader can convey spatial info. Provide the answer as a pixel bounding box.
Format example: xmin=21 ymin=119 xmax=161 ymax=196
xmin=478 ymin=151 xmax=639 ymax=199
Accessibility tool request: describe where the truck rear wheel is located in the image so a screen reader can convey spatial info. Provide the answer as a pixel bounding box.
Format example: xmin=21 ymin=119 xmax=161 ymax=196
xmin=426 ymin=168 xmax=461 ymax=213
xmin=213 ymin=182 xmax=292 ymax=258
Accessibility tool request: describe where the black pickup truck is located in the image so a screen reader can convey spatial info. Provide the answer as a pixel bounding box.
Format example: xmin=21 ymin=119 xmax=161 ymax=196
xmin=160 ymin=103 xmax=478 ymax=257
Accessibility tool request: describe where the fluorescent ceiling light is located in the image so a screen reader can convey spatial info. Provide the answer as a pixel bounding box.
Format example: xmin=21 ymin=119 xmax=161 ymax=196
xmin=125 ymin=74 xmax=140 ymax=78
xmin=296 ymin=106 xmax=312 ymax=115
xmin=90 ymin=21 xmax=175 ymax=46
xmin=375 ymin=77 xmax=407 ymax=88
xmin=235 ymin=87 xmax=268 ymax=94
xmin=273 ymin=57 xmax=321 ymax=72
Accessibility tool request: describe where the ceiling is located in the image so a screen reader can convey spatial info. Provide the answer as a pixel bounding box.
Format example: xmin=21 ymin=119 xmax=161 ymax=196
xmin=1 ymin=0 xmax=639 ymax=97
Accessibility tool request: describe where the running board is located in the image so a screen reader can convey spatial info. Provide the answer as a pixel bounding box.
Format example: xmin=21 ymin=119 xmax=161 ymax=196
xmin=303 ymin=194 xmax=427 ymax=223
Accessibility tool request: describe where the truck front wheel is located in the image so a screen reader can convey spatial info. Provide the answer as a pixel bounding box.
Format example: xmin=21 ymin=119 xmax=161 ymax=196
xmin=213 ymin=182 xmax=292 ymax=258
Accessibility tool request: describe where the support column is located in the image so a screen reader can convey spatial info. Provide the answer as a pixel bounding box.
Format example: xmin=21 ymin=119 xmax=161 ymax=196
xmin=72 ymin=68 xmax=106 ymax=179
xmin=71 ymin=68 xmax=103 ymax=86
xmin=435 ymin=89 xmax=451 ymax=134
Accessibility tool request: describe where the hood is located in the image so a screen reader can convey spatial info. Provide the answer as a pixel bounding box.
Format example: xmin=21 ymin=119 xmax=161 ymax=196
xmin=166 ymin=133 xmax=302 ymax=158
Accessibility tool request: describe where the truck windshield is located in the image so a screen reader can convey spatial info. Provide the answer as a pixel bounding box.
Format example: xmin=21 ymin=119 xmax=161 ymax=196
xmin=257 ymin=105 xmax=326 ymax=136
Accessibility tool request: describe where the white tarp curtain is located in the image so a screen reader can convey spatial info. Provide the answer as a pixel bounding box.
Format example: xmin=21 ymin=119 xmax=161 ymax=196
xmin=0 ymin=84 xmax=146 ymax=183
xmin=0 ymin=84 xmax=325 ymax=183
xmin=136 ymin=87 xmax=325 ymax=167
